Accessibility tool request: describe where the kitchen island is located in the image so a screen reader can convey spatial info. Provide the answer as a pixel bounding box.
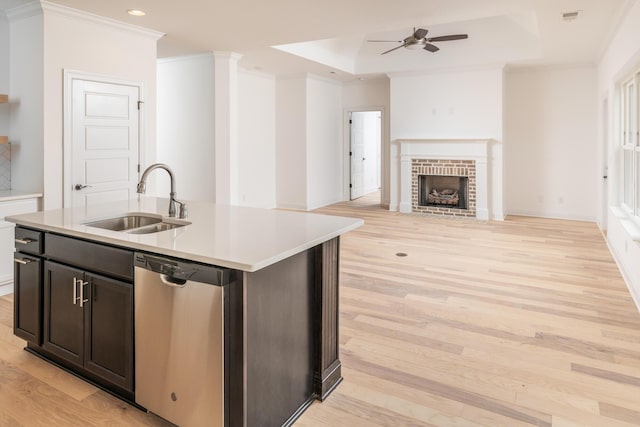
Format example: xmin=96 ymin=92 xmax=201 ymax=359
xmin=7 ymin=197 xmax=363 ymax=427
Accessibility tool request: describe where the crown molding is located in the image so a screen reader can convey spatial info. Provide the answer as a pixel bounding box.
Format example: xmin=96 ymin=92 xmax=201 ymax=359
xmin=7 ymin=0 xmax=165 ymax=39
xmin=386 ymin=63 xmax=507 ymax=79
xmin=157 ymin=52 xmax=215 ymax=64
xmin=213 ymin=51 xmax=243 ymax=62
xmin=5 ymin=0 xmax=42 ymax=21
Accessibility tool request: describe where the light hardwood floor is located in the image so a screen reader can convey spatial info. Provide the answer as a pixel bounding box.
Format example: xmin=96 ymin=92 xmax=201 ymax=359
xmin=2 ymin=193 xmax=640 ymax=426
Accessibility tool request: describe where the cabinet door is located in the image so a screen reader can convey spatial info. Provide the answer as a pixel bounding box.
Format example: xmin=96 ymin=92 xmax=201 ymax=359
xmin=85 ymin=273 xmax=133 ymax=392
xmin=43 ymin=261 xmax=85 ymax=368
xmin=13 ymin=253 xmax=42 ymax=344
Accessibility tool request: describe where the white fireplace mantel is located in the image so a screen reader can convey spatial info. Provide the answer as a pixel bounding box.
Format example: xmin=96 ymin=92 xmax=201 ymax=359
xmin=396 ymin=139 xmax=493 ymax=220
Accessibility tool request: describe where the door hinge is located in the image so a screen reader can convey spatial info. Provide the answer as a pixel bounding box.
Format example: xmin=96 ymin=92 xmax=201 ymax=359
xmin=349 ymin=151 xmax=352 ymax=156
xmin=349 ymin=119 xmax=352 ymax=124
xmin=137 ymin=164 xmax=140 ymax=173
xmin=349 ymin=184 xmax=352 ymax=188
xmin=137 ymin=101 xmax=144 ymax=110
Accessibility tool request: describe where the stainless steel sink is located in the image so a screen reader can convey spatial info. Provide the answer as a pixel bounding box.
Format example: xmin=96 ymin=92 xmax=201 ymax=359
xmin=85 ymin=214 xmax=162 ymax=231
xmin=127 ymin=222 xmax=186 ymax=234
xmin=84 ymin=213 xmax=190 ymax=234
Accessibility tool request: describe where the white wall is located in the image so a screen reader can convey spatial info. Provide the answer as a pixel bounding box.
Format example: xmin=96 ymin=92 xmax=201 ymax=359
xmin=8 ymin=10 xmax=44 ymax=197
xmin=388 ymin=67 xmax=504 ymax=219
xmin=276 ymin=76 xmax=307 ymax=209
xmin=0 ymin=14 xmax=9 ymax=136
xmin=238 ymin=69 xmax=276 ymax=208
xmin=306 ymin=76 xmax=342 ymax=210
xmin=342 ymin=77 xmax=390 ymax=204
xmin=157 ymin=54 xmax=215 ymax=202
xmin=598 ymin=0 xmax=640 ymax=310
xmin=41 ymin=4 xmax=159 ymax=209
xmin=505 ymin=66 xmax=598 ymax=220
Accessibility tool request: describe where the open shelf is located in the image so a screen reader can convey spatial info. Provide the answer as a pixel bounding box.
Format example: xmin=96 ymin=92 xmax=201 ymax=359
xmin=1 ymin=94 xmax=7 ymax=143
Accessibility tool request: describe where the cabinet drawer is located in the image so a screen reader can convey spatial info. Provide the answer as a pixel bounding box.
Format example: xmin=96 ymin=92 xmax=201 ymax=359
xmin=15 ymin=227 xmax=43 ymax=255
xmin=45 ymin=234 xmax=133 ymax=281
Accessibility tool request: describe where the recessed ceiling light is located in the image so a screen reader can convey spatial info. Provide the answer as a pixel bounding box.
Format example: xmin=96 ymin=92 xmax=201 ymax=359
xmin=127 ymin=9 xmax=146 ymax=17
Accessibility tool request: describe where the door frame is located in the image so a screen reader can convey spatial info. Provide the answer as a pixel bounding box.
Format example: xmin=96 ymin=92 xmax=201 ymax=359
xmin=63 ymin=70 xmax=146 ymax=208
xmin=600 ymin=95 xmax=609 ymax=231
xmin=343 ymin=106 xmax=385 ymax=202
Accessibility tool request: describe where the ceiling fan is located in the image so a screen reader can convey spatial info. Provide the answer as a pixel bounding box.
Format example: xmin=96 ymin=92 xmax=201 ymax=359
xmin=368 ymin=28 xmax=468 ymax=55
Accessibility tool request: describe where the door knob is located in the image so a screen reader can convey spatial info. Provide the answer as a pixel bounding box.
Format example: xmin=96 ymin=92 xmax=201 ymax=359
xmin=74 ymin=184 xmax=92 ymax=190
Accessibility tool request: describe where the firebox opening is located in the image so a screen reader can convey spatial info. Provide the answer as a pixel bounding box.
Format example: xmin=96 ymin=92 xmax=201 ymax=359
xmin=418 ymin=175 xmax=468 ymax=209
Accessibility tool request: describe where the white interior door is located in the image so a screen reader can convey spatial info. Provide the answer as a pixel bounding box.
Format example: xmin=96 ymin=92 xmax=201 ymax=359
xmin=350 ymin=111 xmax=381 ymax=200
xmin=350 ymin=112 xmax=366 ymax=200
xmin=69 ymin=78 xmax=140 ymax=208
xmin=363 ymin=112 xmax=381 ymax=193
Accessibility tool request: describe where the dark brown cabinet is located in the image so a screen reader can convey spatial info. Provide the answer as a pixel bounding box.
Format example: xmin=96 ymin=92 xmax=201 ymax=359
xmin=13 ymin=226 xmax=135 ymax=399
xmin=13 ymin=253 xmax=43 ymax=344
xmin=42 ymin=262 xmax=86 ymax=367
xmin=13 ymin=227 xmax=44 ymax=345
xmin=43 ymin=261 xmax=133 ymax=393
xmin=85 ymin=272 xmax=133 ymax=391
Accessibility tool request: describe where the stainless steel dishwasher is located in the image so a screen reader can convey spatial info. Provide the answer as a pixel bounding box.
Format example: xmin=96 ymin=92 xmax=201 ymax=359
xmin=134 ymin=253 xmax=230 ymax=427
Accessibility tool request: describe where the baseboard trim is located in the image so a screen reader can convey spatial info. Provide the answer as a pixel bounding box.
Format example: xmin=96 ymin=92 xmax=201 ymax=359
xmin=0 ymin=282 xmax=13 ymax=297
xmin=605 ymin=236 xmax=640 ymax=315
xmin=506 ymin=210 xmax=597 ymax=222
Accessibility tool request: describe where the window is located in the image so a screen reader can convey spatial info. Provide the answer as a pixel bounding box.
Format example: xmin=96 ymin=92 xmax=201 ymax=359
xmin=621 ymin=75 xmax=640 ymax=218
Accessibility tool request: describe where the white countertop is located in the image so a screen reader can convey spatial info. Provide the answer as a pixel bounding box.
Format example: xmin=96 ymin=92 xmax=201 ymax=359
xmin=0 ymin=190 xmax=42 ymax=202
xmin=6 ymin=197 xmax=363 ymax=272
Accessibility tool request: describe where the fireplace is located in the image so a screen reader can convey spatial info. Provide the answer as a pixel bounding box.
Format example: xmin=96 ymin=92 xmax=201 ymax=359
xmin=419 ymin=175 xmax=468 ymax=209
xmin=396 ymin=139 xmax=497 ymax=220
xmin=411 ymin=158 xmax=476 ymax=217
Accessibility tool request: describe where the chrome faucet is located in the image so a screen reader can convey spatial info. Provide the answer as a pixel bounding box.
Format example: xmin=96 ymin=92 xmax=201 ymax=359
xmin=137 ymin=163 xmax=188 ymax=219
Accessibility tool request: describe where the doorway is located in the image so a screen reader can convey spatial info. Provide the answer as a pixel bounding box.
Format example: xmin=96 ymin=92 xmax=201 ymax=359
xmin=63 ymin=71 xmax=143 ymax=209
xmin=349 ymin=110 xmax=381 ymax=200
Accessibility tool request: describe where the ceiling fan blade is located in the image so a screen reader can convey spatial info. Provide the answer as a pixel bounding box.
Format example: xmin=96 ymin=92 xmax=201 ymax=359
xmin=367 ymin=40 xmax=403 ymax=43
xmin=414 ymin=28 xmax=428 ymax=39
xmin=423 ymin=43 xmax=440 ymax=52
xmin=427 ymin=34 xmax=469 ymax=42
xmin=381 ymin=44 xmax=407 ymax=55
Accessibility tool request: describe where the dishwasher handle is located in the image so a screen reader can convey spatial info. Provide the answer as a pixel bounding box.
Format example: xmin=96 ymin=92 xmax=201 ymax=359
xmin=160 ymin=274 xmax=187 ymax=287
xmin=134 ymin=252 xmax=231 ymax=286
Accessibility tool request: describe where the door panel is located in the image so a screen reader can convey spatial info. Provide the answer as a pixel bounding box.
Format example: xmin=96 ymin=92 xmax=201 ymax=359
xmin=85 ymin=157 xmax=130 ymax=184
xmin=85 ymin=273 xmax=133 ymax=392
xmin=84 ymin=189 xmax=131 ymax=206
xmin=70 ymin=79 xmax=140 ymax=209
xmin=85 ymin=126 xmax=130 ymax=151
xmin=85 ymin=93 xmax=129 ymax=118
xmin=13 ymin=253 xmax=42 ymax=345
xmin=43 ymin=261 xmax=85 ymax=367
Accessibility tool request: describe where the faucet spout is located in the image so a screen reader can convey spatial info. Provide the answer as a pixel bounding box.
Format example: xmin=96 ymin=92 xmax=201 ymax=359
xmin=137 ymin=163 xmax=187 ymax=218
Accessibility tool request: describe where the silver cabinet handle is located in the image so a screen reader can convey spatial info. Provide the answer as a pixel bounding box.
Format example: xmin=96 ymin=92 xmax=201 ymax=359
xmin=74 ymin=184 xmax=92 ymax=190
xmin=79 ymin=279 xmax=88 ymax=308
xmin=14 ymin=258 xmax=33 ymax=265
xmin=15 ymin=238 xmax=36 ymax=245
xmin=73 ymin=277 xmax=79 ymax=305
xmin=73 ymin=277 xmax=89 ymax=307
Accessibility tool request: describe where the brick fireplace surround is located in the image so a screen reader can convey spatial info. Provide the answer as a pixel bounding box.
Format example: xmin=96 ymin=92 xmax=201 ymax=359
xmin=411 ymin=159 xmax=476 ymax=217
xmin=397 ymin=139 xmax=495 ymax=221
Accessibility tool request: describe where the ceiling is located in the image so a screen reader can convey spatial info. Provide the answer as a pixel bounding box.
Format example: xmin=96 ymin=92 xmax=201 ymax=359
xmin=0 ymin=0 xmax=632 ymax=80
